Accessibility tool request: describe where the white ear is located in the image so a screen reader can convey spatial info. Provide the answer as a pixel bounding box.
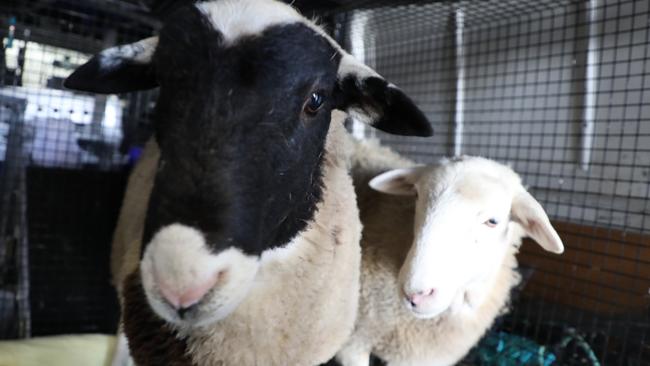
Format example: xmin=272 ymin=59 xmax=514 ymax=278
xmin=368 ymin=167 xmax=421 ymax=196
xmin=511 ymin=190 xmax=564 ymax=254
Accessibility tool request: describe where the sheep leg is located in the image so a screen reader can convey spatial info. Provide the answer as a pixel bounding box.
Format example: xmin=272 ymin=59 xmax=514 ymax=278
xmin=110 ymin=329 xmax=134 ymax=366
xmin=336 ymin=343 xmax=371 ymax=366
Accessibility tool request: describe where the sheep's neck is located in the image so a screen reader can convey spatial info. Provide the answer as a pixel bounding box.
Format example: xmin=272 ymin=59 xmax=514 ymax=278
xmin=446 ymin=245 xmax=519 ymax=331
xmin=122 ymin=271 xmax=194 ymax=366
xmin=185 ymin=116 xmax=362 ymax=366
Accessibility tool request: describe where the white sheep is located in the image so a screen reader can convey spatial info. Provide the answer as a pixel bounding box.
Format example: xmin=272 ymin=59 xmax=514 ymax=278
xmin=336 ymin=141 xmax=564 ymax=366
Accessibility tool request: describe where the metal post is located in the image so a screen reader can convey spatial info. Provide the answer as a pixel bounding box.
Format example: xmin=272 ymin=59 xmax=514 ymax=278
xmin=453 ymin=7 xmax=465 ymax=157
xmin=349 ymin=10 xmax=373 ymax=139
xmin=580 ymin=0 xmax=600 ymax=171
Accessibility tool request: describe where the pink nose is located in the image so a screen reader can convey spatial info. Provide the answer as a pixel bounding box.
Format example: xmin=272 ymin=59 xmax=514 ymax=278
xmin=405 ymin=288 xmax=436 ymax=307
xmin=158 ymin=276 xmax=219 ymax=311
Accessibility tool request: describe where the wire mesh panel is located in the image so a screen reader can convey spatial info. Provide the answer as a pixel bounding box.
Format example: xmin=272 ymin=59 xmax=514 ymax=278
xmin=0 ymin=0 xmax=158 ymax=338
xmin=335 ymin=0 xmax=649 ymax=364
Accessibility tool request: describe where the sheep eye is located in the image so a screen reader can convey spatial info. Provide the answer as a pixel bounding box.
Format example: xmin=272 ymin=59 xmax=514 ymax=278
xmin=304 ymin=92 xmax=325 ymax=115
xmin=485 ymin=218 xmax=498 ymax=228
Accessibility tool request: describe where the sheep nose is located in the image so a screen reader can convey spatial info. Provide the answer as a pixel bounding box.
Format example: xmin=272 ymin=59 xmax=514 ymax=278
xmin=405 ymin=288 xmax=436 ymax=307
xmin=158 ymin=276 xmax=219 ymax=312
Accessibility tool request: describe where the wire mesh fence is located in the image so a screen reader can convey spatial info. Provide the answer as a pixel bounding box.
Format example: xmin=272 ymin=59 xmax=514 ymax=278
xmin=0 ymin=0 xmax=158 ymax=339
xmin=333 ymin=0 xmax=649 ymax=364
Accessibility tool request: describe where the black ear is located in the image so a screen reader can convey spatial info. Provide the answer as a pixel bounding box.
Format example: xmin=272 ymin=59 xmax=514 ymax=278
xmin=64 ymin=37 xmax=159 ymax=94
xmin=335 ymin=54 xmax=433 ymax=137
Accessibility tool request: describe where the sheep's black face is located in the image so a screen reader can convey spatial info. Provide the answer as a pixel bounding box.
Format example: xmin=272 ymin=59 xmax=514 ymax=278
xmin=144 ymin=7 xmax=338 ymax=258
xmin=138 ymin=7 xmax=341 ymax=327
xmin=64 ymin=0 xmax=432 ymax=328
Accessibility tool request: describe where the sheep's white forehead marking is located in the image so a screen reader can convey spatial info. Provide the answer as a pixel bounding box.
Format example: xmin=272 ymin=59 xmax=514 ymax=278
xmin=100 ymin=36 xmax=158 ymax=68
xmin=196 ymin=0 xmax=304 ymax=44
xmin=195 ymin=0 xmax=368 ymax=76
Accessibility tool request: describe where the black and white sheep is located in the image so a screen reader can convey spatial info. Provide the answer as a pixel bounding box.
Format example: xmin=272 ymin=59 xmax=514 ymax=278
xmin=336 ymin=141 xmax=564 ymax=366
xmin=64 ymin=0 xmax=432 ymax=365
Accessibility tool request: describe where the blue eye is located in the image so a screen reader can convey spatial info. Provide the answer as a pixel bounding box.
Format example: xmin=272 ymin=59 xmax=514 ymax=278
xmin=304 ymin=92 xmax=325 ymax=115
xmin=485 ymin=218 xmax=499 ymax=227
